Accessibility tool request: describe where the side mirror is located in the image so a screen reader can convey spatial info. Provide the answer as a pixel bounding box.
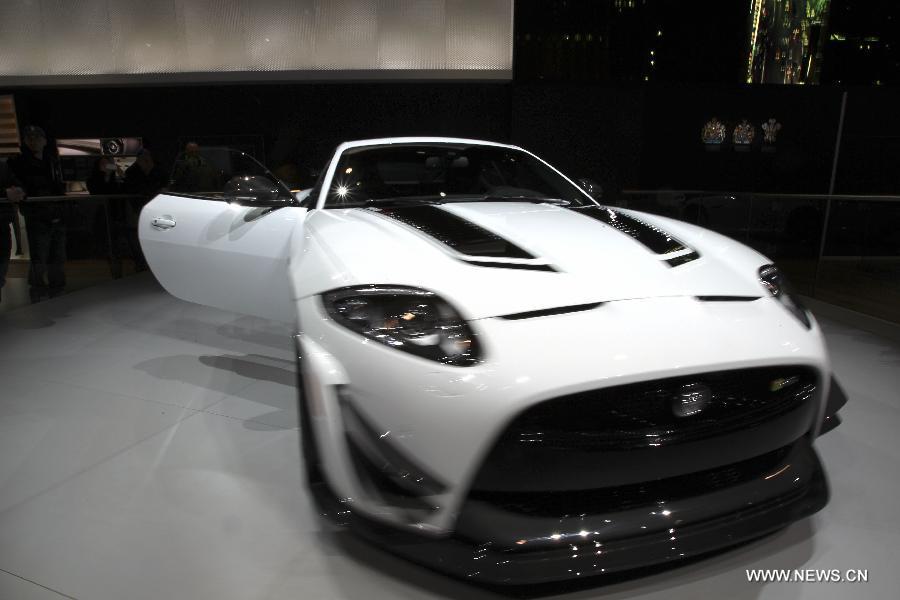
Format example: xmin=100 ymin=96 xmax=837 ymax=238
xmin=577 ymin=177 xmax=603 ymax=201
xmin=223 ymin=175 xmax=288 ymax=206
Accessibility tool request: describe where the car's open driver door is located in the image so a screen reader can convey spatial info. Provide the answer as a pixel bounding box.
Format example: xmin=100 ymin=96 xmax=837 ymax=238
xmin=138 ymin=148 xmax=306 ymax=323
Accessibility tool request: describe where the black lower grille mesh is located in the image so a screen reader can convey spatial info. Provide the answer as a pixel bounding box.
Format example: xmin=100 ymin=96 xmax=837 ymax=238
xmin=502 ymin=366 xmax=817 ymax=451
xmin=470 ymin=444 xmax=793 ymax=516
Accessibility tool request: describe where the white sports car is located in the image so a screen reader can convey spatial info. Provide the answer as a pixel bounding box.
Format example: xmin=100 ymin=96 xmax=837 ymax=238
xmin=139 ymin=138 xmax=845 ymax=584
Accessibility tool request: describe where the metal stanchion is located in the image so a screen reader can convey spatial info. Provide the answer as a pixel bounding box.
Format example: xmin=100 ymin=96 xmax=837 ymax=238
xmin=815 ymin=90 xmax=849 ymax=296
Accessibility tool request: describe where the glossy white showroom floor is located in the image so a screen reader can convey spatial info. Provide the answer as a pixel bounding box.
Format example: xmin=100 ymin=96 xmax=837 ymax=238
xmin=0 ymin=274 xmax=897 ymax=600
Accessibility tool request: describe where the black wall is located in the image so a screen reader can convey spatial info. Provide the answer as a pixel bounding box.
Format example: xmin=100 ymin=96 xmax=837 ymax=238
xmin=5 ymin=81 xmax=898 ymax=196
xmin=639 ymin=85 xmax=845 ymax=194
xmin=510 ymin=84 xmax=645 ymax=200
xmin=835 ymin=87 xmax=900 ymax=195
xmin=9 ymin=82 xmax=513 ymax=181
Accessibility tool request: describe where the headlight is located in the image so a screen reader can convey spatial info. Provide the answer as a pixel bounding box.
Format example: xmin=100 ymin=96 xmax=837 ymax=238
xmin=322 ymin=285 xmax=482 ymax=366
xmin=758 ymin=264 xmax=811 ymax=329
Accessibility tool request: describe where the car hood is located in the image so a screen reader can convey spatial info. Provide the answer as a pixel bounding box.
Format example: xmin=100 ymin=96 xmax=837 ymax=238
xmin=298 ymin=202 xmax=771 ymax=320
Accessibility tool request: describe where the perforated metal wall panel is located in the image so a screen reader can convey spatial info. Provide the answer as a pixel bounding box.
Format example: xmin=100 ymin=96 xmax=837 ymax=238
xmin=0 ymin=0 xmax=512 ymax=84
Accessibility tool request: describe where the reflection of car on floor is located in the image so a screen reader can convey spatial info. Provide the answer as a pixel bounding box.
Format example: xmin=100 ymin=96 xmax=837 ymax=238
xmin=138 ymin=138 xmax=845 ymax=585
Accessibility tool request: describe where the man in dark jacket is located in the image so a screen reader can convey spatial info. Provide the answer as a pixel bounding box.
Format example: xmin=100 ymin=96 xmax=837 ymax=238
xmin=7 ymin=125 xmax=68 ymax=302
xmin=1 ymin=159 xmax=25 ymax=302
xmin=122 ymin=149 xmax=165 ymax=271
xmin=123 ymin=149 xmax=166 ymax=197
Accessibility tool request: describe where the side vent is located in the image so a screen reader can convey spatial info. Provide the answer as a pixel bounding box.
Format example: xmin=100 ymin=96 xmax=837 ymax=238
xmin=338 ymin=387 xmax=445 ymax=510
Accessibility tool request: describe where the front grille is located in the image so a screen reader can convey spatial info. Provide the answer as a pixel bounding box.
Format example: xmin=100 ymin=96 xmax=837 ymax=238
xmin=500 ymin=366 xmax=817 ymax=451
xmin=470 ymin=444 xmax=793 ymax=517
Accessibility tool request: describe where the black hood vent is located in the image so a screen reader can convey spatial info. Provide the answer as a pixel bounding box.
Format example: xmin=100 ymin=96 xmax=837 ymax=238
xmin=370 ymin=205 xmax=536 ymax=259
xmin=665 ymin=251 xmax=700 ymax=267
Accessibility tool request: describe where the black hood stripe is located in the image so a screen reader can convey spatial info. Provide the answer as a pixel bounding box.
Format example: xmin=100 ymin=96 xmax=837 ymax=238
xmin=571 ymin=206 xmax=689 ymax=255
xmin=369 ymin=205 xmax=536 ymax=259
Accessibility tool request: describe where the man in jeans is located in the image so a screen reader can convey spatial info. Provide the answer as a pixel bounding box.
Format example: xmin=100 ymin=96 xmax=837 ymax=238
xmin=0 ymin=159 xmax=25 ymax=303
xmin=8 ymin=126 xmax=67 ymax=302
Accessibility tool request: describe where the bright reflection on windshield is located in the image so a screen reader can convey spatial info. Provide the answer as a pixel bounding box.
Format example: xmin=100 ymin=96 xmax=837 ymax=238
xmin=324 ymin=143 xmax=591 ymax=207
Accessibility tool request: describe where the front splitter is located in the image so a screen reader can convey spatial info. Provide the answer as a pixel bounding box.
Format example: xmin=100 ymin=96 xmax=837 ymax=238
xmin=327 ymin=440 xmax=828 ymax=586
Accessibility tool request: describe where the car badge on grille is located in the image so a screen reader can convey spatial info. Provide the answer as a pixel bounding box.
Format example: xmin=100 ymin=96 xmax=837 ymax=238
xmin=672 ymin=383 xmax=711 ymax=418
xmin=769 ymin=376 xmax=799 ymax=392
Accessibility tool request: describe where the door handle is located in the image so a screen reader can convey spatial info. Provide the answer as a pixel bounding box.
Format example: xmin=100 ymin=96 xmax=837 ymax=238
xmin=151 ymin=215 xmax=176 ymax=230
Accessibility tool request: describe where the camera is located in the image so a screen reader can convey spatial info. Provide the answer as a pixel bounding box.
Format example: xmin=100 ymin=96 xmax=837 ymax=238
xmin=100 ymin=137 xmax=143 ymax=156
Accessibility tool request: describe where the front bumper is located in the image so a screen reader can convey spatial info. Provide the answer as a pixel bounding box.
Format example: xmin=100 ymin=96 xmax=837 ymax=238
xmin=299 ymin=294 xmax=831 ymax=531
xmin=297 ymin=292 xmax=837 ymax=584
xmin=339 ymin=438 xmax=828 ymax=585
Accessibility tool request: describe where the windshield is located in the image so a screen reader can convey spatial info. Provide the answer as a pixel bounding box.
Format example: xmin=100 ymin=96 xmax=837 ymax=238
xmin=323 ymin=143 xmax=593 ymax=208
xmin=168 ymin=147 xmax=291 ymax=198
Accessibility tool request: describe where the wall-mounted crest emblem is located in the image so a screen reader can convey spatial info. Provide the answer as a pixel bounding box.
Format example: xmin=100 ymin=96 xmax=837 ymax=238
xmin=762 ymin=118 xmax=782 ymax=144
xmin=733 ymin=120 xmax=755 ymax=145
xmin=701 ymin=118 xmax=726 ymax=145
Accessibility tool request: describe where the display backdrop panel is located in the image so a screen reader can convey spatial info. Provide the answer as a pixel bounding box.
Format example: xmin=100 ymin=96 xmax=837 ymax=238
xmin=0 ymin=0 xmax=512 ymax=84
xmin=0 ymin=95 xmax=20 ymax=156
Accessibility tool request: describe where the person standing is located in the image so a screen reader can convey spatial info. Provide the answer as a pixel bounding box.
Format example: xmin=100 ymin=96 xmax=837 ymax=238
xmin=8 ymin=125 xmax=68 ymax=302
xmin=86 ymin=156 xmax=122 ymax=195
xmin=1 ymin=160 xmax=25 ymax=303
xmin=123 ymin=149 xmax=165 ymax=271
xmin=171 ymin=142 xmax=222 ymax=193
xmin=123 ymin=149 xmax=165 ymax=198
